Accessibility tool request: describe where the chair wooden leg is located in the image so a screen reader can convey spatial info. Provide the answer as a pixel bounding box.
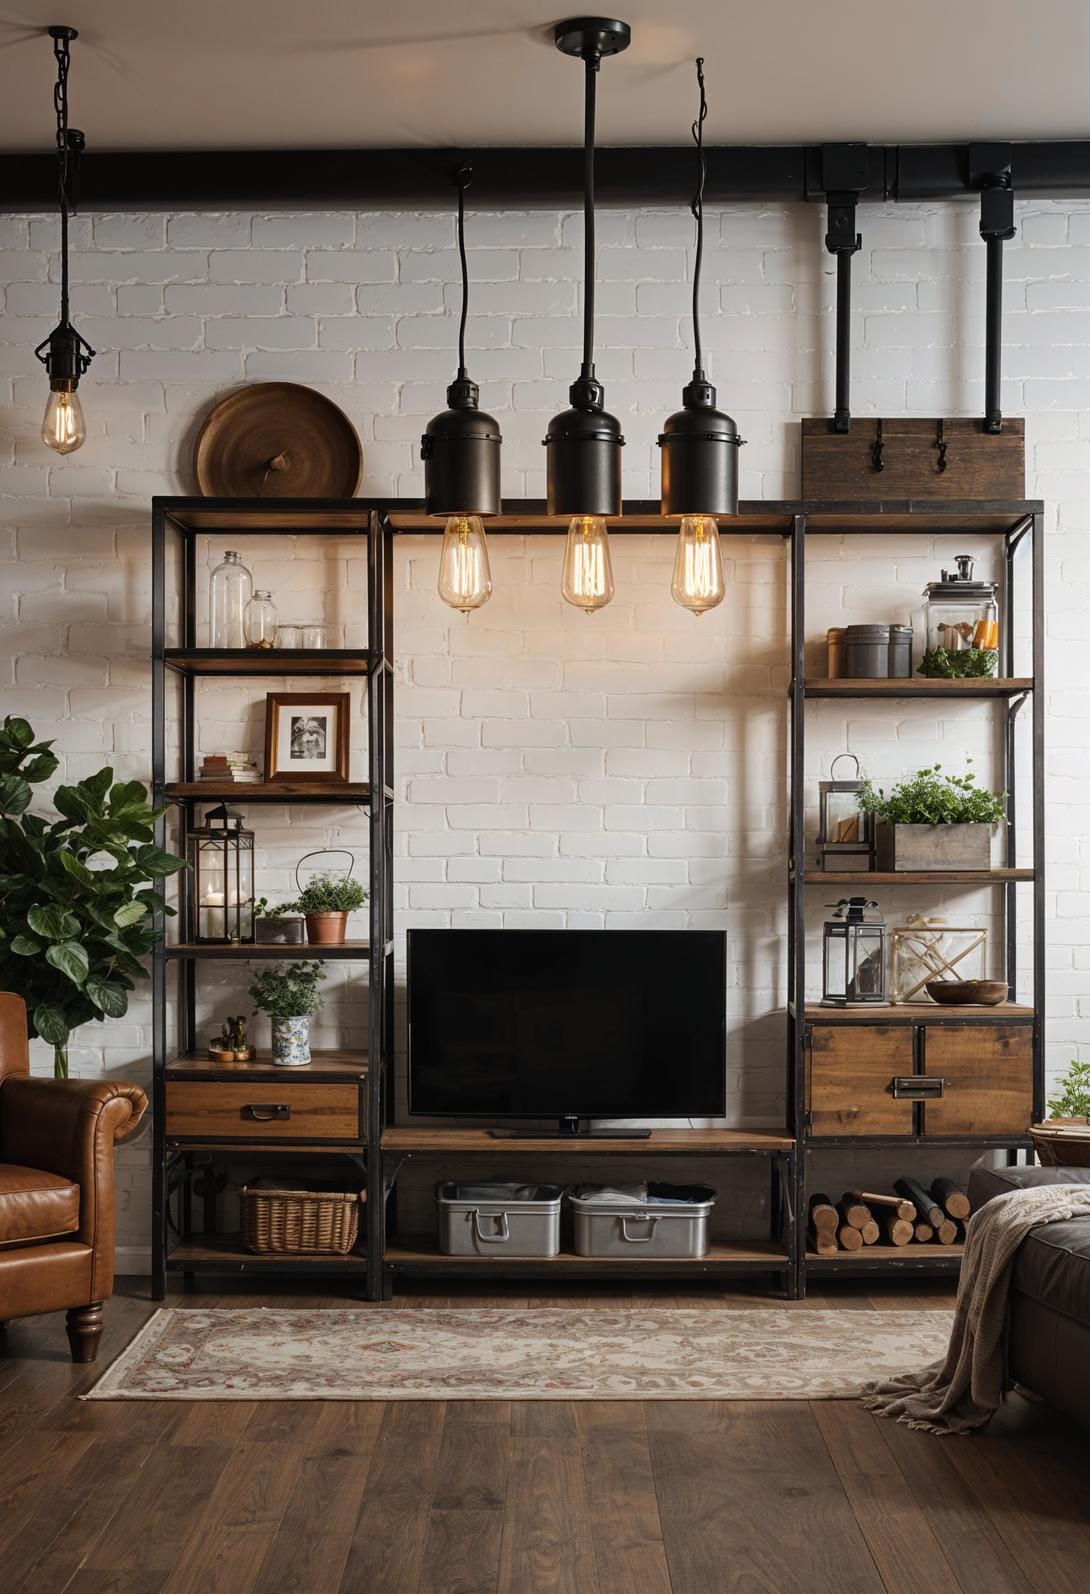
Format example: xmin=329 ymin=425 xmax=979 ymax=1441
xmin=66 ymin=1302 xmax=104 ymax=1364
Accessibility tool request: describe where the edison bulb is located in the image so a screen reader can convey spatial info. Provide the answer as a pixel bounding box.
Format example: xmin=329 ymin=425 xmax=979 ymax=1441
xmin=561 ymin=515 xmax=614 ymax=614
xmin=437 ymin=514 xmax=492 ymax=612
xmin=41 ymin=386 xmax=86 ymax=455
xmin=671 ymin=514 xmax=725 ymax=616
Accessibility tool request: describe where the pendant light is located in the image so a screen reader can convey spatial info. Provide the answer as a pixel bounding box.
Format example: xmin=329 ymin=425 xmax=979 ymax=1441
xmin=422 ymin=161 xmax=501 ymax=613
xmin=35 ymin=26 xmax=95 ymax=456
xmin=547 ymin=17 xmax=630 ymax=613
xmin=659 ymin=59 xmax=742 ymax=615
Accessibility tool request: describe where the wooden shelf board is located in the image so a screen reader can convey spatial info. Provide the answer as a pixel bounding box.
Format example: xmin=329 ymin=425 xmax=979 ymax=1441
xmin=806 ymin=1244 xmax=964 ymax=1263
xmin=381 ymin=1127 xmax=794 ymax=1154
xmin=167 ymin=1051 xmax=367 ymax=1082
xmin=802 ymin=1001 xmax=1034 ymax=1022
xmin=386 ymin=1239 xmax=789 ymax=1270
xmin=805 ymin=677 xmax=1032 ymax=699
xmin=164 ymin=648 xmax=372 ymax=676
xmin=166 ymin=1141 xmax=364 ymax=1155
xmin=803 ymin=869 xmax=1034 ymax=884
xmin=166 ymin=781 xmax=372 ymax=804
xmin=159 ymin=498 xmax=374 ymax=533
xmin=165 ymin=940 xmax=371 ymax=961
xmin=167 ymin=1233 xmax=366 ymax=1269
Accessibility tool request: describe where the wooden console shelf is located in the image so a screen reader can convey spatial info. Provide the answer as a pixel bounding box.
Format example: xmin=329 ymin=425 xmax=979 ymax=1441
xmin=167 ymin=1051 xmax=367 ymax=1081
xmin=801 ymin=1002 xmax=1033 ymax=1023
xmin=806 ymin=1244 xmax=965 ymax=1264
xmin=805 ymin=677 xmax=1032 ymax=698
xmin=380 ymin=1127 xmax=794 ymax=1155
xmin=386 ymin=1239 xmax=789 ymax=1271
xmin=804 ymin=868 xmax=1034 ymax=884
xmin=166 ymin=781 xmax=375 ymax=804
xmin=167 ymin=1234 xmax=366 ymax=1271
xmin=164 ymin=647 xmax=373 ymax=676
xmin=165 ymin=940 xmax=372 ymax=960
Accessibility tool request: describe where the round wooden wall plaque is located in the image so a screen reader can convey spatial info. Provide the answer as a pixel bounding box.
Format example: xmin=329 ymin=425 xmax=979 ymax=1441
xmin=194 ymin=383 xmax=363 ymax=498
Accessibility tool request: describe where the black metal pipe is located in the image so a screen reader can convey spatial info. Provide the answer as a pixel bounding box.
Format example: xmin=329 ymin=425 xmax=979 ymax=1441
xmin=834 ymin=251 xmax=852 ymax=432
xmin=985 ymin=233 xmax=1005 ymax=433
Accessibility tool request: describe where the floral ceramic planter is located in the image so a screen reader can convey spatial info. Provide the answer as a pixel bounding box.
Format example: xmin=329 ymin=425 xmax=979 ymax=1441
xmin=271 ymin=1014 xmax=312 ymax=1067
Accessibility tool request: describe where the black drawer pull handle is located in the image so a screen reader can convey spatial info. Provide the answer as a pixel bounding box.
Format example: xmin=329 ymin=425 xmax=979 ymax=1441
xmin=890 ymin=1076 xmax=946 ymax=1100
xmin=243 ymin=1103 xmax=291 ymax=1122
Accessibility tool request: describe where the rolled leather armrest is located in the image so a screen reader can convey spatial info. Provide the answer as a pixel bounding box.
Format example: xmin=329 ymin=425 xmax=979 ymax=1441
xmin=0 ymin=1078 xmax=148 ymax=1299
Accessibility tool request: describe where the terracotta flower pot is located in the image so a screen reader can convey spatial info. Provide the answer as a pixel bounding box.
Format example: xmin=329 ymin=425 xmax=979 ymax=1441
xmin=305 ymin=910 xmax=348 ymax=945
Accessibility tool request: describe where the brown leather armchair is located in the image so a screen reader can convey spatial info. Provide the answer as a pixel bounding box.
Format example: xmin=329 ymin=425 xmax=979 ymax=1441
xmin=0 ymin=993 xmax=147 ymax=1362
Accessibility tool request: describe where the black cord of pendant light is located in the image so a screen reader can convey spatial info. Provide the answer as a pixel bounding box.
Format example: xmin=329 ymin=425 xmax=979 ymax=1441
xmin=581 ymin=52 xmax=598 ymax=379
xmin=52 ymin=28 xmax=72 ymax=325
xmin=690 ymin=57 xmax=708 ymax=384
xmin=455 ymin=160 xmax=472 ymax=382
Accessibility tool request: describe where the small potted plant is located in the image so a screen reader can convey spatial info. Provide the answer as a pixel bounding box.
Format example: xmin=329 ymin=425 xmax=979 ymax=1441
xmin=253 ymin=896 xmax=304 ymax=945
xmin=296 ymin=873 xmax=368 ymax=945
xmin=858 ymin=760 xmax=1006 ymax=873
xmin=1031 ymin=1060 xmax=1090 ymax=1167
xmin=248 ymin=961 xmax=327 ymax=1067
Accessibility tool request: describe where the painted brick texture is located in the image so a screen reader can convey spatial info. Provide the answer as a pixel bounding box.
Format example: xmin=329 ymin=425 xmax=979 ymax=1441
xmin=0 ymin=200 xmax=1085 ymax=1254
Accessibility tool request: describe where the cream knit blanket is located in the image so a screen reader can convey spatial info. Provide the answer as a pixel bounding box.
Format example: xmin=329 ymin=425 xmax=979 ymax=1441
xmin=862 ymin=1181 xmax=1090 ymax=1435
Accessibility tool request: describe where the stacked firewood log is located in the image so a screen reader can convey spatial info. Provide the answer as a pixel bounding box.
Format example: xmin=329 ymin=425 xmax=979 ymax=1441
xmin=808 ymin=1177 xmax=971 ymax=1254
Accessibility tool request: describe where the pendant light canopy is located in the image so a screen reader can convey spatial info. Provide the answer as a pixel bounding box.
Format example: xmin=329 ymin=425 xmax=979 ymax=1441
xmin=36 ymin=26 xmax=95 ymax=456
xmin=546 ymin=16 xmax=628 ymax=553
xmin=659 ymin=59 xmax=741 ymax=522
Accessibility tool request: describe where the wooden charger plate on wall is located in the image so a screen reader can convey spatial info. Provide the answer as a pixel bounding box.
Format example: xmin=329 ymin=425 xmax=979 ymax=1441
xmin=194 ymin=382 xmax=363 ymax=498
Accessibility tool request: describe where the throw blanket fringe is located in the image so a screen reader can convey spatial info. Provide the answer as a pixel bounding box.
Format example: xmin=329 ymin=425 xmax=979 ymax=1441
xmin=863 ymin=1182 xmax=1090 ymax=1435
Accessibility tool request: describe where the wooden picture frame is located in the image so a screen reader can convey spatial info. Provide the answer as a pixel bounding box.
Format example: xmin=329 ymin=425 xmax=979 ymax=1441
xmin=263 ymin=692 xmax=350 ymax=786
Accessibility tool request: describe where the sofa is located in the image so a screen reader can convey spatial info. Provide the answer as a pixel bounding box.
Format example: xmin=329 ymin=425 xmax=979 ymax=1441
xmin=969 ymin=1162 xmax=1090 ymax=1431
xmin=0 ymin=993 xmax=147 ymax=1362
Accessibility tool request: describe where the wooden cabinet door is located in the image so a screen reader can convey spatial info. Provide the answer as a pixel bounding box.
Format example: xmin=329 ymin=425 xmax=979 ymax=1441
xmin=808 ymin=1025 xmax=915 ymax=1137
xmin=922 ymin=1025 xmax=1033 ymax=1137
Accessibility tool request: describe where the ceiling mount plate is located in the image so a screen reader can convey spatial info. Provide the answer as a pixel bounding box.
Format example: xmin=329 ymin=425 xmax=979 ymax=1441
xmin=47 ymin=25 xmax=78 ymax=42
xmin=554 ymin=16 xmax=631 ymax=61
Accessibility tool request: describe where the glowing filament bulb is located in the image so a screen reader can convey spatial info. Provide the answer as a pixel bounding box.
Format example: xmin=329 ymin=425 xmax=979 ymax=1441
xmin=671 ymin=515 xmax=725 ymax=615
xmin=561 ymin=515 xmax=614 ymax=614
xmin=42 ymin=386 xmax=86 ymax=455
xmin=437 ymin=515 xmax=492 ymax=612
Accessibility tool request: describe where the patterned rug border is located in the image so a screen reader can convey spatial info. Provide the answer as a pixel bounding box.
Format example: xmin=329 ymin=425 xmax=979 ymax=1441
xmin=85 ymin=1306 xmax=953 ymax=1402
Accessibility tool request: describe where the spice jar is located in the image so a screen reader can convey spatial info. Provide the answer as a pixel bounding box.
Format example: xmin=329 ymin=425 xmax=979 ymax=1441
xmin=921 ymin=556 xmax=999 ymax=678
xmin=243 ymin=590 xmax=280 ymax=649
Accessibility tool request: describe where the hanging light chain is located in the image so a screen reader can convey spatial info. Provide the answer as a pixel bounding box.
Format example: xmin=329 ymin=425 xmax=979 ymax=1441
xmin=52 ymin=26 xmax=74 ymax=323
xmin=690 ymin=57 xmax=708 ymax=382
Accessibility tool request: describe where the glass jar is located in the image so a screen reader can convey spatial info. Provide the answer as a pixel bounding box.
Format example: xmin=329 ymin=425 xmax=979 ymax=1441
xmin=209 ymin=550 xmax=253 ymax=649
xmin=276 ymin=624 xmax=302 ymax=650
xmin=243 ymin=589 xmax=279 ymax=650
xmin=921 ymin=556 xmax=999 ymax=678
xmin=301 ymin=623 xmax=333 ymax=649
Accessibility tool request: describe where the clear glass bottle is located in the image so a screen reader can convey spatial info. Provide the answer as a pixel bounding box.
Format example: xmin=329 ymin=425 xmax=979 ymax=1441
xmin=243 ymin=589 xmax=280 ymax=650
xmin=209 ymin=550 xmax=253 ymax=649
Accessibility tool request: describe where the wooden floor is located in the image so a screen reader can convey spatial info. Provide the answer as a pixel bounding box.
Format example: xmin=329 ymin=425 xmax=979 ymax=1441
xmin=2 ymin=1277 xmax=1090 ymax=1594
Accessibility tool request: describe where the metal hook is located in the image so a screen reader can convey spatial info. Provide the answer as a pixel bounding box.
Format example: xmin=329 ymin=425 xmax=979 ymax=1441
xmin=870 ymin=418 xmax=885 ymax=473
xmin=934 ymin=418 xmax=949 ymax=473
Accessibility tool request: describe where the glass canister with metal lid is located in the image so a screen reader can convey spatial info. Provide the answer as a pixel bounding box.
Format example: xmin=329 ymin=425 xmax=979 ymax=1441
xmin=920 ymin=555 xmax=999 ymax=678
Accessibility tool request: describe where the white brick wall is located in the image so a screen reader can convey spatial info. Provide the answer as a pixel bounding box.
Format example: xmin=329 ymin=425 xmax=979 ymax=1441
xmin=1 ymin=199 xmax=1087 ymax=1256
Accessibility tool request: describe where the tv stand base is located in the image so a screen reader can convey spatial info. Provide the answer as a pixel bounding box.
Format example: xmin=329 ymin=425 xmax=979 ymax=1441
xmin=489 ymin=1118 xmax=652 ymax=1140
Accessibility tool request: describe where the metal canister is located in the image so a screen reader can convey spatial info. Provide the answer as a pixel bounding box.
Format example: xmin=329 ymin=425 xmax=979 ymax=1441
xmin=844 ymin=624 xmax=891 ymax=678
xmin=888 ymin=624 xmax=914 ymax=678
xmin=826 ymin=627 xmax=845 ymax=679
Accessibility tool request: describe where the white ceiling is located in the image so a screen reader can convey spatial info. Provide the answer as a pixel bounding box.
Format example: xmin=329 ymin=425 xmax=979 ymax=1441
xmin=1 ymin=0 xmax=1088 ymax=152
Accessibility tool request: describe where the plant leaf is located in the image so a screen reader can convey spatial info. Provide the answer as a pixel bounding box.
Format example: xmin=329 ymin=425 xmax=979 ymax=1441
xmin=20 ymin=750 xmax=59 ymax=784
xmin=26 ymin=903 xmax=80 ymax=941
xmin=45 ymin=940 xmax=90 ymax=986
xmin=9 ymin=934 xmax=41 ymax=956
xmin=84 ymin=977 xmax=128 ymax=1018
xmin=113 ymin=900 xmax=148 ymax=927
xmin=52 ymin=784 xmax=96 ymax=822
xmin=32 ymin=1001 xmax=70 ymax=1046
xmin=58 ymin=850 xmax=95 ymax=886
xmin=3 ymin=717 xmax=35 ymax=748
xmin=84 ymin=767 xmax=114 ymax=802
xmin=0 ymin=774 xmax=32 ymax=815
xmin=133 ymin=845 xmax=188 ymax=877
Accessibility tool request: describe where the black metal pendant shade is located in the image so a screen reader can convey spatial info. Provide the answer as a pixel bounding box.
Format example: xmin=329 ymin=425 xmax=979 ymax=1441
xmin=659 ymin=376 xmax=740 ymax=516
xmin=422 ymin=162 xmax=501 ymax=517
xmin=545 ymin=18 xmax=628 ymax=517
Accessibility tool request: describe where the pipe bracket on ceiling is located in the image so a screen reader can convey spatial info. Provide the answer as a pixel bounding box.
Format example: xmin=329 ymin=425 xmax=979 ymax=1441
xmin=822 ymin=145 xmax=867 ymax=434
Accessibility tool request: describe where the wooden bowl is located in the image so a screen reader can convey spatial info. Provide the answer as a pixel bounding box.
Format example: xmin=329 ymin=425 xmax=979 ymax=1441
xmin=925 ymin=979 xmax=1008 ymax=1007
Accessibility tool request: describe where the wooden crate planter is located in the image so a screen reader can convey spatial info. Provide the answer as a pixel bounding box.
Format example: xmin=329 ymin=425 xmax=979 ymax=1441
xmin=874 ymin=821 xmax=993 ymax=872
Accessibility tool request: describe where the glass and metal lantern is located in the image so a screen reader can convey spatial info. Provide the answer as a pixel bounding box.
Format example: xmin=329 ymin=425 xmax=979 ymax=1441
xmin=822 ymin=897 xmax=887 ymax=1007
xmin=920 ymin=555 xmax=1000 ymax=677
xmin=817 ymin=753 xmax=874 ymax=872
xmin=188 ymin=804 xmax=255 ymax=944
xmin=891 ymin=915 xmax=988 ymax=1004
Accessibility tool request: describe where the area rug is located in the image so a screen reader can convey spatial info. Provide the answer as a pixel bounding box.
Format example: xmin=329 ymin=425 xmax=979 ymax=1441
xmin=85 ymin=1307 xmax=953 ymax=1401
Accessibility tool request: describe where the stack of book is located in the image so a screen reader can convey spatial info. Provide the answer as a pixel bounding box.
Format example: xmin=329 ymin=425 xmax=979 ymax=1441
xmin=199 ymin=753 xmax=261 ymax=784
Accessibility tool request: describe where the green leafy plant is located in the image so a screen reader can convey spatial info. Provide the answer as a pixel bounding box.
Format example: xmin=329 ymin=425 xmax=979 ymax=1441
xmin=248 ymin=961 xmax=326 ymax=1020
xmin=0 ymin=716 xmax=187 ymax=1077
xmin=918 ymin=646 xmax=998 ymax=680
xmin=254 ymin=897 xmax=301 ymax=923
xmin=858 ymin=761 xmax=1007 ymax=827
xmin=1048 ymin=1059 xmax=1090 ymax=1121
xmin=296 ymin=873 xmax=368 ymax=914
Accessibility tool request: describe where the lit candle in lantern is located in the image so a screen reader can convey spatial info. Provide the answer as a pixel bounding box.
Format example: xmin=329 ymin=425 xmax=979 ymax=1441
xmin=200 ymin=889 xmax=225 ymax=939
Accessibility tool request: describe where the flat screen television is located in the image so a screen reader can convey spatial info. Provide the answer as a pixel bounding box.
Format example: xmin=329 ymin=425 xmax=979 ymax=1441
xmin=407 ymin=929 xmax=726 ymax=1132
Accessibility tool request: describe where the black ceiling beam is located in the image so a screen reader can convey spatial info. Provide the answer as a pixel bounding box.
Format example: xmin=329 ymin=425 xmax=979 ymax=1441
xmin=2 ymin=141 xmax=1090 ymax=211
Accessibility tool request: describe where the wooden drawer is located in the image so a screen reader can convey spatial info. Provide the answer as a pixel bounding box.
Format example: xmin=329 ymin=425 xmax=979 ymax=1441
xmin=808 ymin=1025 xmax=914 ymax=1137
xmin=922 ymin=1025 xmax=1033 ymax=1136
xmin=166 ymin=1082 xmax=362 ymax=1141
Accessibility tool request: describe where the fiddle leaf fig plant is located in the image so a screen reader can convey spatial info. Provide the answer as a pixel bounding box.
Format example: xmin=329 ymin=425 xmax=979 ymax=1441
xmin=0 ymin=716 xmax=187 ymax=1077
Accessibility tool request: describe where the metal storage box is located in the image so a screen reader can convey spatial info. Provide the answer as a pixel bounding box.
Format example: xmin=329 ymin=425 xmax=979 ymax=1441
xmin=570 ymin=1187 xmax=716 ymax=1259
xmin=436 ymin=1182 xmax=563 ymax=1258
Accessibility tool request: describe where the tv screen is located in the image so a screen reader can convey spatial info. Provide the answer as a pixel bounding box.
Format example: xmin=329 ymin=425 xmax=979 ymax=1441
xmin=407 ymin=929 xmax=726 ymax=1120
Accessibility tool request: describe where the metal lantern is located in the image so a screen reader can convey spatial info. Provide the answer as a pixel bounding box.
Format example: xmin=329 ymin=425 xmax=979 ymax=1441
xmin=187 ymin=804 xmax=255 ymax=944
xmin=822 ymin=897 xmax=887 ymax=1007
xmin=817 ymin=753 xmax=874 ymax=872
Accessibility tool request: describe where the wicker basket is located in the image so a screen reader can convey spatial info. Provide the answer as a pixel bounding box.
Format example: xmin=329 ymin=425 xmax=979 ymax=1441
xmin=1029 ymin=1120 xmax=1090 ymax=1168
xmin=240 ymin=1178 xmax=364 ymax=1255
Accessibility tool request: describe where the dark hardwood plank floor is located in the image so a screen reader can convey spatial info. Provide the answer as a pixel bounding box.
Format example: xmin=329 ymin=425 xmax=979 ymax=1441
xmin=0 ymin=1276 xmax=1088 ymax=1594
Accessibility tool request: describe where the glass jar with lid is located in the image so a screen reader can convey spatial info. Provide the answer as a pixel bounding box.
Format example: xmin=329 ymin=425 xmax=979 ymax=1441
xmin=920 ymin=555 xmax=999 ymax=678
xmin=243 ymin=589 xmax=279 ymax=649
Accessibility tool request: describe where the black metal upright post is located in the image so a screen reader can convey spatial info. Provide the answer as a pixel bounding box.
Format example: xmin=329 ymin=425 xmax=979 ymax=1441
xmin=972 ymin=144 xmax=1016 ymax=434
xmin=1032 ymin=511 xmax=1046 ymax=1120
xmin=788 ymin=513 xmax=807 ymax=1299
xmin=821 ymin=145 xmax=867 ymax=433
xmin=151 ymin=501 xmax=168 ymax=1300
xmin=366 ymin=511 xmax=394 ymax=1304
